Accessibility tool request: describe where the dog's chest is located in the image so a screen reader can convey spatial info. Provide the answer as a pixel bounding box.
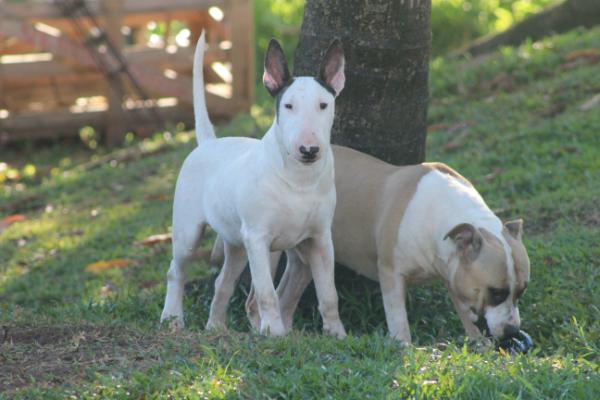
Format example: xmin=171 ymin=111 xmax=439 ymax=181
xmin=266 ymin=189 xmax=333 ymax=251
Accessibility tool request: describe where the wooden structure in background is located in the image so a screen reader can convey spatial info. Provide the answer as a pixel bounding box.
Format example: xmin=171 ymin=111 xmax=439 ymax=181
xmin=0 ymin=0 xmax=254 ymax=145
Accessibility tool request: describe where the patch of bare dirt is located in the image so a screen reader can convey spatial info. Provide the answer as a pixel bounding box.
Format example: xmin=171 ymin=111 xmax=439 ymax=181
xmin=0 ymin=324 xmax=202 ymax=394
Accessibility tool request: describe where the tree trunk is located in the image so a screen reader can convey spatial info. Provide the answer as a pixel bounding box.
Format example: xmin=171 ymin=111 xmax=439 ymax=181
xmin=294 ymin=0 xmax=431 ymax=165
xmin=462 ymin=0 xmax=600 ymax=57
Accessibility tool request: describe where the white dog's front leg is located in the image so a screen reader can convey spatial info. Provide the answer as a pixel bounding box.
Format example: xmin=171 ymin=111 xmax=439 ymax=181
xmin=244 ymin=235 xmax=286 ymax=336
xmin=298 ymin=234 xmax=346 ymax=339
xmin=378 ymin=265 xmax=411 ymax=344
xmin=206 ymin=242 xmax=247 ymax=331
xmin=245 ymin=250 xmax=282 ymax=331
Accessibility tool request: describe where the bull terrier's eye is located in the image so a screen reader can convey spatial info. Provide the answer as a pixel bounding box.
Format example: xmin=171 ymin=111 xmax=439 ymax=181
xmin=489 ymin=287 xmax=510 ymax=306
xmin=320 ymin=102 xmax=328 ymax=110
xmin=284 ymin=103 xmax=293 ymax=110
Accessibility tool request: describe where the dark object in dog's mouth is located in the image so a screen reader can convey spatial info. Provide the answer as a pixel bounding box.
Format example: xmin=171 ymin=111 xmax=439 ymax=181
xmin=475 ymin=316 xmax=534 ymax=354
xmin=497 ymin=330 xmax=534 ymax=354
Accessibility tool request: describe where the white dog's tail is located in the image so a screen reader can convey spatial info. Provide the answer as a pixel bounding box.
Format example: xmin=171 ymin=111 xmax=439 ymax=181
xmin=193 ymin=31 xmax=216 ymax=144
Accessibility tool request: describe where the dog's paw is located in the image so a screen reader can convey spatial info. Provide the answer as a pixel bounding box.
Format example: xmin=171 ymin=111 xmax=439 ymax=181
xmin=259 ymin=320 xmax=286 ymax=337
xmin=324 ymin=321 xmax=347 ymax=339
xmin=245 ymin=301 xmax=261 ymax=331
xmin=205 ymin=319 xmax=228 ymax=332
xmin=160 ymin=314 xmax=185 ymax=331
xmin=470 ymin=336 xmax=494 ymax=353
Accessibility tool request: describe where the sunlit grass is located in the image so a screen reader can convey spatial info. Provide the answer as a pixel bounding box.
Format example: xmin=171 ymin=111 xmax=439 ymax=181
xmin=1 ymin=27 xmax=600 ymax=398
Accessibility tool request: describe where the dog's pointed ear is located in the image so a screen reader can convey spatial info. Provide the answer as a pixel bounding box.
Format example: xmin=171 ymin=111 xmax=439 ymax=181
xmin=263 ymin=39 xmax=291 ymax=97
xmin=444 ymin=223 xmax=482 ymax=260
xmin=504 ymin=219 xmax=524 ymax=240
xmin=319 ymin=39 xmax=345 ymax=96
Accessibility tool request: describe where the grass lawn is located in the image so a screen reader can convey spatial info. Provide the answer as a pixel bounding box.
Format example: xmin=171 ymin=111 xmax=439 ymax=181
xmin=1 ymin=27 xmax=599 ymax=399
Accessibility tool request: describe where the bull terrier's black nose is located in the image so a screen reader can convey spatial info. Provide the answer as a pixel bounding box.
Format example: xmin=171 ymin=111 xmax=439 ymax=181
xmin=503 ymin=324 xmax=520 ymax=338
xmin=299 ymin=145 xmax=319 ymax=160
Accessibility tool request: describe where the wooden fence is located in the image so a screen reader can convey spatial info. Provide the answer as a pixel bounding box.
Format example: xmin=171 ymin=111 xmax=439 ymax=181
xmin=0 ymin=0 xmax=254 ymax=145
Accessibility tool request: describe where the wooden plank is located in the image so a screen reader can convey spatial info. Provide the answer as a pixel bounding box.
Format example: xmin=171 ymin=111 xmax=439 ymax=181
xmin=103 ymin=0 xmax=125 ymax=147
xmin=227 ymin=0 xmax=254 ymax=112
xmin=2 ymin=0 xmax=224 ymax=20
xmin=0 ymin=94 xmax=233 ymax=142
xmin=0 ymin=47 xmax=232 ymax=82
xmin=29 ymin=11 xmax=224 ymax=41
xmin=2 ymin=19 xmax=194 ymax=102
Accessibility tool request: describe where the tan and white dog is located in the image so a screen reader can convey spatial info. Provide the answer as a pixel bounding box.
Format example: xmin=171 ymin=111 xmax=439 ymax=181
xmin=160 ymin=33 xmax=347 ymax=338
xmin=222 ymin=145 xmax=530 ymax=343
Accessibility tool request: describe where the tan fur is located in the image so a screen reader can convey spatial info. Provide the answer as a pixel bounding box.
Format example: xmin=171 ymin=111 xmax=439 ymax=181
xmin=331 ymin=145 xmax=435 ymax=281
xmin=452 ymin=228 xmax=510 ymax=305
xmin=502 ymin=226 xmax=530 ymax=298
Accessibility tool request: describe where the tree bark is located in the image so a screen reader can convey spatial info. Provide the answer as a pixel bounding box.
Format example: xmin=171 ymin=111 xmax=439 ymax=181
xmin=294 ymin=0 xmax=431 ymax=165
xmin=462 ymin=0 xmax=600 ymax=57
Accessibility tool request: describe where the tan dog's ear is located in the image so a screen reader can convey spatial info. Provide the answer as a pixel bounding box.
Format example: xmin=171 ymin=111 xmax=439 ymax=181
xmin=444 ymin=223 xmax=482 ymax=261
xmin=504 ymin=219 xmax=523 ymax=240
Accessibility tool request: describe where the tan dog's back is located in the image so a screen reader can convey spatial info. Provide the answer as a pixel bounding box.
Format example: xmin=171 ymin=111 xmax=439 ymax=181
xmin=331 ymin=145 xmax=468 ymax=280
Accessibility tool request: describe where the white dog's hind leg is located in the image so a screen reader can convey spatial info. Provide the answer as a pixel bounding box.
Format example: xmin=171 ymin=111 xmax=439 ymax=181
xmin=298 ymin=234 xmax=346 ymax=339
xmin=206 ymin=242 xmax=248 ymax=330
xmin=161 ymin=223 xmax=206 ymax=329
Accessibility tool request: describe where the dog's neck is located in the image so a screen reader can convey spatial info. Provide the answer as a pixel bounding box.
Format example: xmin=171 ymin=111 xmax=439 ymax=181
xmin=260 ymin=123 xmax=333 ymax=191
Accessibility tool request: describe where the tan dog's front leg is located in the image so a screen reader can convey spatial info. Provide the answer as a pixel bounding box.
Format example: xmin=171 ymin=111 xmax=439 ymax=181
xmin=277 ymin=249 xmax=313 ymax=332
xmin=297 ymin=234 xmax=346 ymax=338
xmin=245 ymin=249 xmax=311 ymax=333
xmin=447 ymin=289 xmax=487 ymax=339
xmin=378 ymin=265 xmax=411 ymax=344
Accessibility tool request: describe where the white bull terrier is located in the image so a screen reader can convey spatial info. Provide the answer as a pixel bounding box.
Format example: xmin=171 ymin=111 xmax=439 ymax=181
xmin=160 ymin=32 xmax=347 ymax=338
xmin=226 ymin=145 xmax=530 ymax=344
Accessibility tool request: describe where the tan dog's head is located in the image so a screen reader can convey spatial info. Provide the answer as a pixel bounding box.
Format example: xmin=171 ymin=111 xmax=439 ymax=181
xmin=445 ymin=220 xmax=530 ymax=340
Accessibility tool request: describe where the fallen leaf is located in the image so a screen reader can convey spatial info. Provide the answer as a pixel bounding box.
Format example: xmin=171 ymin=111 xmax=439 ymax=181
xmin=1 ymin=214 xmax=26 ymax=225
xmin=144 ymin=194 xmax=172 ymax=202
xmin=85 ymin=259 xmax=134 ymax=273
xmin=579 ymin=94 xmax=600 ymax=111
xmin=0 ymin=214 xmax=27 ymax=233
xmin=481 ymin=73 xmax=515 ymax=93
xmin=427 ymin=123 xmax=450 ymax=133
xmin=428 ymin=121 xmax=473 ymax=135
xmin=560 ymin=49 xmax=600 ymax=71
xmin=139 ymin=233 xmax=172 ymax=247
xmin=482 ymin=168 xmax=504 ymax=182
xmin=564 ymin=48 xmax=600 ymax=62
xmin=443 ymin=130 xmax=470 ymax=152
xmin=552 ymin=146 xmax=580 ymax=158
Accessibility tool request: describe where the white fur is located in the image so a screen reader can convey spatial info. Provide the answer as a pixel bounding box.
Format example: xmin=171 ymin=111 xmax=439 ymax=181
xmin=160 ymin=33 xmax=346 ymax=338
xmin=398 ymin=170 xmax=503 ymax=278
xmin=398 ymin=170 xmax=519 ymax=339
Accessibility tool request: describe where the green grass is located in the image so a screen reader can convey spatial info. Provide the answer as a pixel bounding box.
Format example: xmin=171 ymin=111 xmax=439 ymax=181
xmin=1 ymin=27 xmax=600 ymax=398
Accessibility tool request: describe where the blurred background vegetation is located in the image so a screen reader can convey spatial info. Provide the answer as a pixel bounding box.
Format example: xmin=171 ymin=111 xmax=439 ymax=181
xmin=254 ymin=0 xmax=558 ymax=68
